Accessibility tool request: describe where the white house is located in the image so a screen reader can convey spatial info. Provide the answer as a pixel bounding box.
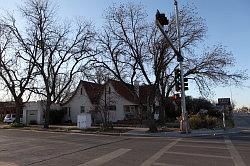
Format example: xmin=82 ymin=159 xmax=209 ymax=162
xmin=100 ymin=80 xmax=139 ymax=122
xmin=22 ymin=101 xmax=61 ymax=125
xmin=62 ymin=79 xmax=159 ymax=123
xmin=62 ymin=81 xmax=103 ymax=123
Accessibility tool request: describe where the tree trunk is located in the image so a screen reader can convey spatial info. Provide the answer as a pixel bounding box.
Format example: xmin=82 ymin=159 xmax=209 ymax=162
xmin=147 ymin=104 xmax=158 ymax=132
xmin=15 ymin=98 xmax=23 ymax=124
xmin=158 ymin=96 xmax=166 ymax=124
xmin=44 ymin=100 xmax=51 ymax=129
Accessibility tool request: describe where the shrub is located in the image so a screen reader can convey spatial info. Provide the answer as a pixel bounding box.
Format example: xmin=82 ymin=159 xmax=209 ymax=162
xmin=226 ymin=118 xmax=235 ymax=128
xmin=206 ymin=115 xmax=217 ymax=128
xmin=189 ymin=115 xmax=202 ymax=129
xmin=29 ymin=120 xmax=38 ymax=125
xmin=49 ymin=109 xmax=66 ymax=125
xmin=10 ymin=122 xmax=25 ymax=128
xmin=189 ymin=115 xmax=218 ymax=129
xmin=207 ymin=109 xmax=222 ymax=118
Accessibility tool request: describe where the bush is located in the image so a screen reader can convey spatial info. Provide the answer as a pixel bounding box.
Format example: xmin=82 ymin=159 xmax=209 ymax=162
xmin=29 ymin=120 xmax=37 ymax=125
xmin=49 ymin=109 xmax=66 ymax=125
xmin=189 ymin=115 xmax=218 ymax=129
xmin=165 ymin=109 xmax=180 ymax=122
xmin=207 ymin=109 xmax=222 ymax=118
xmin=10 ymin=122 xmax=25 ymax=128
xmin=226 ymin=118 xmax=235 ymax=128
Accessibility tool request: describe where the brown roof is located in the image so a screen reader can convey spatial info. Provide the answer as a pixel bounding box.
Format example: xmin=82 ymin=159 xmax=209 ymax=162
xmin=139 ymin=85 xmax=153 ymax=104
xmin=109 ymin=80 xmax=138 ymax=104
xmin=0 ymin=101 xmax=16 ymax=114
xmin=62 ymin=81 xmax=103 ymax=105
xmin=62 ymin=80 xmax=155 ymax=105
xmin=108 ymin=80 xmax=155 ymax=104
xmin=81 ymin=81 xmax=104 ymax=104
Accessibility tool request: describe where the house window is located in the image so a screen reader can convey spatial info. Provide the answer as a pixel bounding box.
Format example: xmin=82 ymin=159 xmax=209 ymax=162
xmin=108 ymin=105 xmax=116 ymax=111
xmin=80 ymin=88 xmax=83 ymax=95
xmin=124 ymin=105 xmax=136 ymax=119
xmin=68 ymin=107 xmax=71 ymax=117
xmin=80 ymin=106 xmax=85 ymax=113
xmin=108 ymin=87 xmax=111 ymax=94
xmin=130 ymin=106 xmax=135 ymax=112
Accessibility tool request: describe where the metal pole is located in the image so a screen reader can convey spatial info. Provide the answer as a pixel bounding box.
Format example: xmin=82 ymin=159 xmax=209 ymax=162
xmin=174 ymin=0 xmax=188 ymax=133
xmin=222 ymin=110 xmax=226 ymax=130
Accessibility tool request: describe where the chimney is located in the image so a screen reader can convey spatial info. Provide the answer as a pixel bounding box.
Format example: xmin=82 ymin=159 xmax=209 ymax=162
xmin=134 ymin=80 xmax=139 ymax=97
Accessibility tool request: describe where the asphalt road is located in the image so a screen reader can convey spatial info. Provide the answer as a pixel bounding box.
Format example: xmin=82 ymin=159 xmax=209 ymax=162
xmin=234 ymin=112 xmax=250 ymax=129
xmin=0 ymin=128 xmax=250 ymax=166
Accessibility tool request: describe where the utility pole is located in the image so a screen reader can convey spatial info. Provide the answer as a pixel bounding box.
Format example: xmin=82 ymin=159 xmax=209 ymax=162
xmin=174 ymin=0 xmax=189 ymax=133
xmin=155 ymin=0 xmax=189 ymax=133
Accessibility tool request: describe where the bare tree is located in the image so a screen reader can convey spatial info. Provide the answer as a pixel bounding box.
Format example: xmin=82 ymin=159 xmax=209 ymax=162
xmin=96 ymin=2 xmax=247 ymax=131
xmin=96 ymin=3 xmax=164 ymax=131
xmin=6 ymin=0 xmax=95 ymax=128
xmin=0 ymin=23 xmax=35 ymax=123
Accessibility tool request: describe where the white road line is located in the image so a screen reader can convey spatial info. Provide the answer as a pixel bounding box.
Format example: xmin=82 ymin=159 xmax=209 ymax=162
xmin=164 ymin=151 xmax=232 ymax=159
xmin=140 ymin=138 xmax=181 ymax=166
xmin=232 ymin=135 xmax=250 ymax=138
xmin=2 ymin=145 xmax=44 ymax=154
xmin=224 ymin=136 xmax=246 ymax=166
xmin=153 ymin=162 xmax=184 ymax=166
xmin=78 ymin=148 xmax=131 ymax=166
xmin=179 ymin=139 xmax=225 ymax=144
xmin=0 ymin=162 xmax=17 ymax=166
xmin=175 ymin=144 xmax=228 ymax=150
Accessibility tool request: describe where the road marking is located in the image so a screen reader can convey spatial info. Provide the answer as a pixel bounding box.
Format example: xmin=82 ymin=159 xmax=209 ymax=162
xmin=2 ymin=145 xmax=44 ymax=154
xmin=231 ymin=135 xmax=250 ymax=138
xmin=164 ymin=151 xmax=232 ymax=159
xmin=78 ymin=148 xmax=131 ymax=166
xmin=179 ymin=139 xmax=225 ymax=144
xmin=224 ymin=136 xmax=246 ymax=166
xmin=153 ymin=163 xmax=184 ymax=166
xmin=0 ymin=162 xmax=18 ymax=166
xmin=140 ymin=138 xmax=181 ymax=166
xmin=175 ymin=144 xmax=228 ymax=150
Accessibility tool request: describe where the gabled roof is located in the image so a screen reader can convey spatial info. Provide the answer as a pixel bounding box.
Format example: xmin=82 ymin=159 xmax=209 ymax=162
xmin=62 ymin=79 xmax=155 ymax=106
xmin=81 ymin=81 xmax=104 ymax=104
xmin=108 ymin=79 xmax=155 ymax=104
xmin=62 ymin=81 xmax=103 ymax=105
xmin=108 ymin=80 xmax=138 ymax=104
xmin=139 ymin=85 xmax=153 ymax=104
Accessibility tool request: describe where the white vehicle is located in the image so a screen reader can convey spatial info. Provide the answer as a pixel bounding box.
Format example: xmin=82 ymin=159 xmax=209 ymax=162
xmin=3 ymin=114 xmax=23 ymax=123
xmin=3 ymin=114 xmax=16 ymax=123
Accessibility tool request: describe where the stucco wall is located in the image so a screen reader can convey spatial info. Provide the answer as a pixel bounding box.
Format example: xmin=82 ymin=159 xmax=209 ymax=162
xmin=100 ymin=83 xmax=137 ymax=122
xmin=23 ymin=101 xmax=61 ymax=125
xmin=63 ymin=84 xmax=93 ymax=123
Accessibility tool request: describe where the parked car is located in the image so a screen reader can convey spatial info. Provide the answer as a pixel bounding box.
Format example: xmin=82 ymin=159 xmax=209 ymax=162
xmin=3 ymin=114 xmax=23 ymax=123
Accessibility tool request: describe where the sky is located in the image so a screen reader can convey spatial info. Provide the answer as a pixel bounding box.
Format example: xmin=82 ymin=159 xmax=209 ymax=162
xmin=0 ymin=0 xmax=249 ymax=108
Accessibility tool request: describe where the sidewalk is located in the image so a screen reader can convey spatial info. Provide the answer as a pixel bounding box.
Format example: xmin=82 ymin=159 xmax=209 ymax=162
xmin=123 ymin=127 xmax=241 ymax=137
xmin=0 ymin=123 xmax=241 ymax=138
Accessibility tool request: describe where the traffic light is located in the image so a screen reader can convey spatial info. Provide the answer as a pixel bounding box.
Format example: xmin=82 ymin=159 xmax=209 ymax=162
xmin=174 ymin=68 xmax=181 ymax=92
xmin=184 ymin=77 xmax=188 ymax=90
xmin=174 ymin=93 xmax=180 ymax=100
xmin=156 ymin=10 xmax=169 ymax=26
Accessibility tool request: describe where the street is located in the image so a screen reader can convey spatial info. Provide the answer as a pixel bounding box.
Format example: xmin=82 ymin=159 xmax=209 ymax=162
xmin=0 ymin=127 xmax=250 ymax=166
xmin=234 ymin=112 xmax=250 ymax=129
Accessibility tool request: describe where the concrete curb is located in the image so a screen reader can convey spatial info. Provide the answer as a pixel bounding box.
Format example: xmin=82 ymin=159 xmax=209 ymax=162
xmin=0 ymin=125 xmax=242 ymax=138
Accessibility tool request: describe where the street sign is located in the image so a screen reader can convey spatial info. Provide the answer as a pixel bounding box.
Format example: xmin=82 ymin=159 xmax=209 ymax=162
xmin=218 ymin=98 xmax=231 ymax=106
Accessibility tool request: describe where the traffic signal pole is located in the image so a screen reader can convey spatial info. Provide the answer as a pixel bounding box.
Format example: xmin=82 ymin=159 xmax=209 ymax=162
xmin=155 ymin=0 xmax=189 ymax=133
xmin=174 ymin=0 xmax=189 ymax=134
